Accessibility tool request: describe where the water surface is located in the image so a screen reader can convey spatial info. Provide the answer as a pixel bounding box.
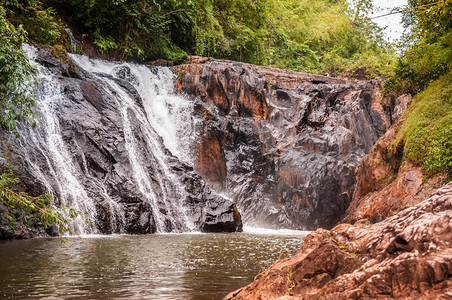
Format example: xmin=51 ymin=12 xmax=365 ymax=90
xmin=0 ymin=229 xmax=308 ymax=299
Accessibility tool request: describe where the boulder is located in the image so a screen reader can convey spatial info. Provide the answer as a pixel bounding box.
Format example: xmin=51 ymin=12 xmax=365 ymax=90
xmin=225 ymin=182 xmax=452 ymax=299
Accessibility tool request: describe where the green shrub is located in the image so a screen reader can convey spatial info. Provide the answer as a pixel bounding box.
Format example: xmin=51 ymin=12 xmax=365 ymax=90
xmin=384 ymin=33 xmax=452 ymax=95
xmin=93 ymin=34 xmax=117 ymax=54
xmin=392 ymin=71 xmax=452 ymax=178
xmin=384 ymin=0 xmax=452 ymax=96
xmin=0 ymin=6 xmax=37 ymax=130
xmin=4 ymin=0 xmax=67 ymax=46
xmin=0 ymin=167 xmax=79 ymax=233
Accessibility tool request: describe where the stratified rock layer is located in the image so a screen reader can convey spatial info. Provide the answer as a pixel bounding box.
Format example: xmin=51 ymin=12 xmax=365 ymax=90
xmin=174 ymin=57 xmax=394 ymax=229
xmin=225 ymin=182 xmax=452 ymax=299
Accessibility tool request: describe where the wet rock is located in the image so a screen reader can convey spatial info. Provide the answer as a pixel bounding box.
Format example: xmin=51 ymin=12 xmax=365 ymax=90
xmin=0 ymin=202 xmax=14 ymax=240
xmin=34 ymin=47 xmax=70 ymax=76
xmin=147 ymin=59 xmax=173 ymax=67
xmin=202 ymin=203 xmax=243 ymax=232
xmin=391 ymin=94 xmax=412 ymax=123
xmin=80 ymin=81 xmax=105 ymax=112
xmin=0 ymin=49 xmax=242 ymax=238
xmin=197 ymin=127 xmax=227 ymax=186
xmin=174 ymin=60 xmax=395 ymax=229
xmin=225 ymin=182 xmax=452 ymax=299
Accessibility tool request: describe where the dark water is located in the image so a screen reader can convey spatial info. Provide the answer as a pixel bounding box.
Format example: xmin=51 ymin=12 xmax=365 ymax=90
xmin=0 ymin=228 xmax=308 ymax=299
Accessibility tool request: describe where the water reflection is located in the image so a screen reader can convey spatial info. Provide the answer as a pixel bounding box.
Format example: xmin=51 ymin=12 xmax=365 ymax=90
xmin=0 ymin=230 xmax=308 ymax=299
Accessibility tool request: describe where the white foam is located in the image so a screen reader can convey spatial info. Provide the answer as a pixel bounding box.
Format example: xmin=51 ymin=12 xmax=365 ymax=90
xmin=243 ymin=226 xmax=310 ymax=235
xmin=65 ymin=234 xmax=125 ymax=239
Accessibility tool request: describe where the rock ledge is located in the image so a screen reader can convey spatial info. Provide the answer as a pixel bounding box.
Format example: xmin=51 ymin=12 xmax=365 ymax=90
xmin=225 ymin=182 xmax=452 ymax=299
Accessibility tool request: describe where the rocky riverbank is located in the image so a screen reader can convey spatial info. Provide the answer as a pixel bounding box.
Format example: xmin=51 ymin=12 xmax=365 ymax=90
xmin=225 ymin=182 xmax=452 ymax=299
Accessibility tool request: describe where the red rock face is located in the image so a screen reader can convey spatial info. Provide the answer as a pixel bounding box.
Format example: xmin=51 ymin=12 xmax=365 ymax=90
xmin=173 ymin=58 xmax=394 ymax=230
xmin=225 ymin=183 xmax=452 ymax=299
xmin=197 ymin=130 xmax=227 ymax=186
xmin=343 ymin=96 xmax=448 ymax=224
xmin=175 ymin=59 xmax=271 ymax=119
xmin=344 ymin=160 xmax=446 ymax=224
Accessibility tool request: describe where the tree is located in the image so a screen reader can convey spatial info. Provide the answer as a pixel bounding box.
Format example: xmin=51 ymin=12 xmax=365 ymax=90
xmin=0 ymin=5 xmax=37 ymax=130
xmin=384 ymin=0 xmax=452 ymax=95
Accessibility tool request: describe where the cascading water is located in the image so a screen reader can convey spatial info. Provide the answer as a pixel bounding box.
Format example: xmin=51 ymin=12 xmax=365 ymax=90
xmin=71 ymin=55 xmax=197 ymax=165
xmin=17 ymin=46 xmax=103 ymax=234
xmin=14 ymin=46 xmax=216 ymax=234
xmin=69 ymin=55 xmax=198 ymax=232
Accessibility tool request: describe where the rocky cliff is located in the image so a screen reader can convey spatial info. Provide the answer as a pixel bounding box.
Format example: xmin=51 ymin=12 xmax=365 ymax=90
xmin=225 ymin=182 xmax=452 ymax=299
xmin=342 ymin=103 xmax=449 ymax=224
xmin=2 ymin=51 xmax=438 ymax=239
xmin=174 ymin=57 xmax=395 ymax=229
xmin=0 ymin=48 xmax=242 ymax=239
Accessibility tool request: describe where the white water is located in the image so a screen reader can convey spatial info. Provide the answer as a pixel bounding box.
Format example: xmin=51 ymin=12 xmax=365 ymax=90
xmin=242 ymin=226 xmax=310 ymax=235
xmin=69 ymin=55 xmax=196 ymax=165
xmin=20 ymin=46 xmax=101 ymax=234
xmin=19 ymin=47 xmax=197 ymax=234
xmin=70 ymin=55 xmax=196 ymax=232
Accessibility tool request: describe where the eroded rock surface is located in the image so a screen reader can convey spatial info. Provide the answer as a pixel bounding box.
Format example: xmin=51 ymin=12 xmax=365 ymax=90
xmin=225 ymin=182 xmax=452 ymax=299
xmin=343 ymin=107 xmax=448 ymax=224
xmin=174 ymin=57 xmax=395 ymax=229
xmin=0 ymin=49 xmax=242 ymax=238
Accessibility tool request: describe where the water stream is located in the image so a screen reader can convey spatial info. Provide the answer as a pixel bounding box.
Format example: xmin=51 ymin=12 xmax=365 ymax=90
xmin=0 ymin=229 xmax=308 ymax=299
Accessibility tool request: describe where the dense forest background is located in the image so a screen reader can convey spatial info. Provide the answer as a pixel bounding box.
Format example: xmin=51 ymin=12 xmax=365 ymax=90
xmin=3 ymin=0 xmax=396 ymax=76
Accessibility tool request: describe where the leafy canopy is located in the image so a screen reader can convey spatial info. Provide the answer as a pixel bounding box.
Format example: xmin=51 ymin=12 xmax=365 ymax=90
xmin=61 ymin=0 xmax=394 ymax=76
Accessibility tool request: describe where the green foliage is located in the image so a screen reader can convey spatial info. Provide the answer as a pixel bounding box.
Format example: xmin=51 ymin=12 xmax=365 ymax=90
xmin=392 ymin=71 xmax=452 ymax=178
xmin=191 ymin=0 xmax=394 ymax=76
xmin=4 ymin=0 xmax=66 ymax=45
xmin=383 ymin=0 xmax=452 ymax=180
xmin=93 ymin=34 xmax=117 ymax=54
xmin=0 ymin=167 xmax=79 ymax=233
xmin=21 ymin=6 xmax=61 ymax=44
xmin=0 ymin=6 xmax=37 ymax=130
xmin=53 ymin=0 xmax=393 ymax=76
xmin=0 ymin=0 xmax=395 ymax=76
xmin=384 ymin=0 xmax=452 ymax=95
xmin=1 ymin=0 xmax=395 ymax=76
xmin=0 ymin=0 xmax=74 ymax=130
xmin=66 ymin=0 xmax=185 ymax=60
xmin=384 ymin=33 xmax=452 ymax=95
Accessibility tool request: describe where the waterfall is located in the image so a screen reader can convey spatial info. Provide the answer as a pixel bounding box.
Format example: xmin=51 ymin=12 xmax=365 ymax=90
xmin=17 ymin=47 xmax=199 ymax=234
xmin=70 ymin=55 xmax=196 ymax=165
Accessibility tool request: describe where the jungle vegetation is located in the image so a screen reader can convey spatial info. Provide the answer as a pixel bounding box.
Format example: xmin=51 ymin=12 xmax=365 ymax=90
xmin=2 ymin=0 xmax=395 ymax=76
xmin=386 ymin=0 xmax=451 ymax=179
